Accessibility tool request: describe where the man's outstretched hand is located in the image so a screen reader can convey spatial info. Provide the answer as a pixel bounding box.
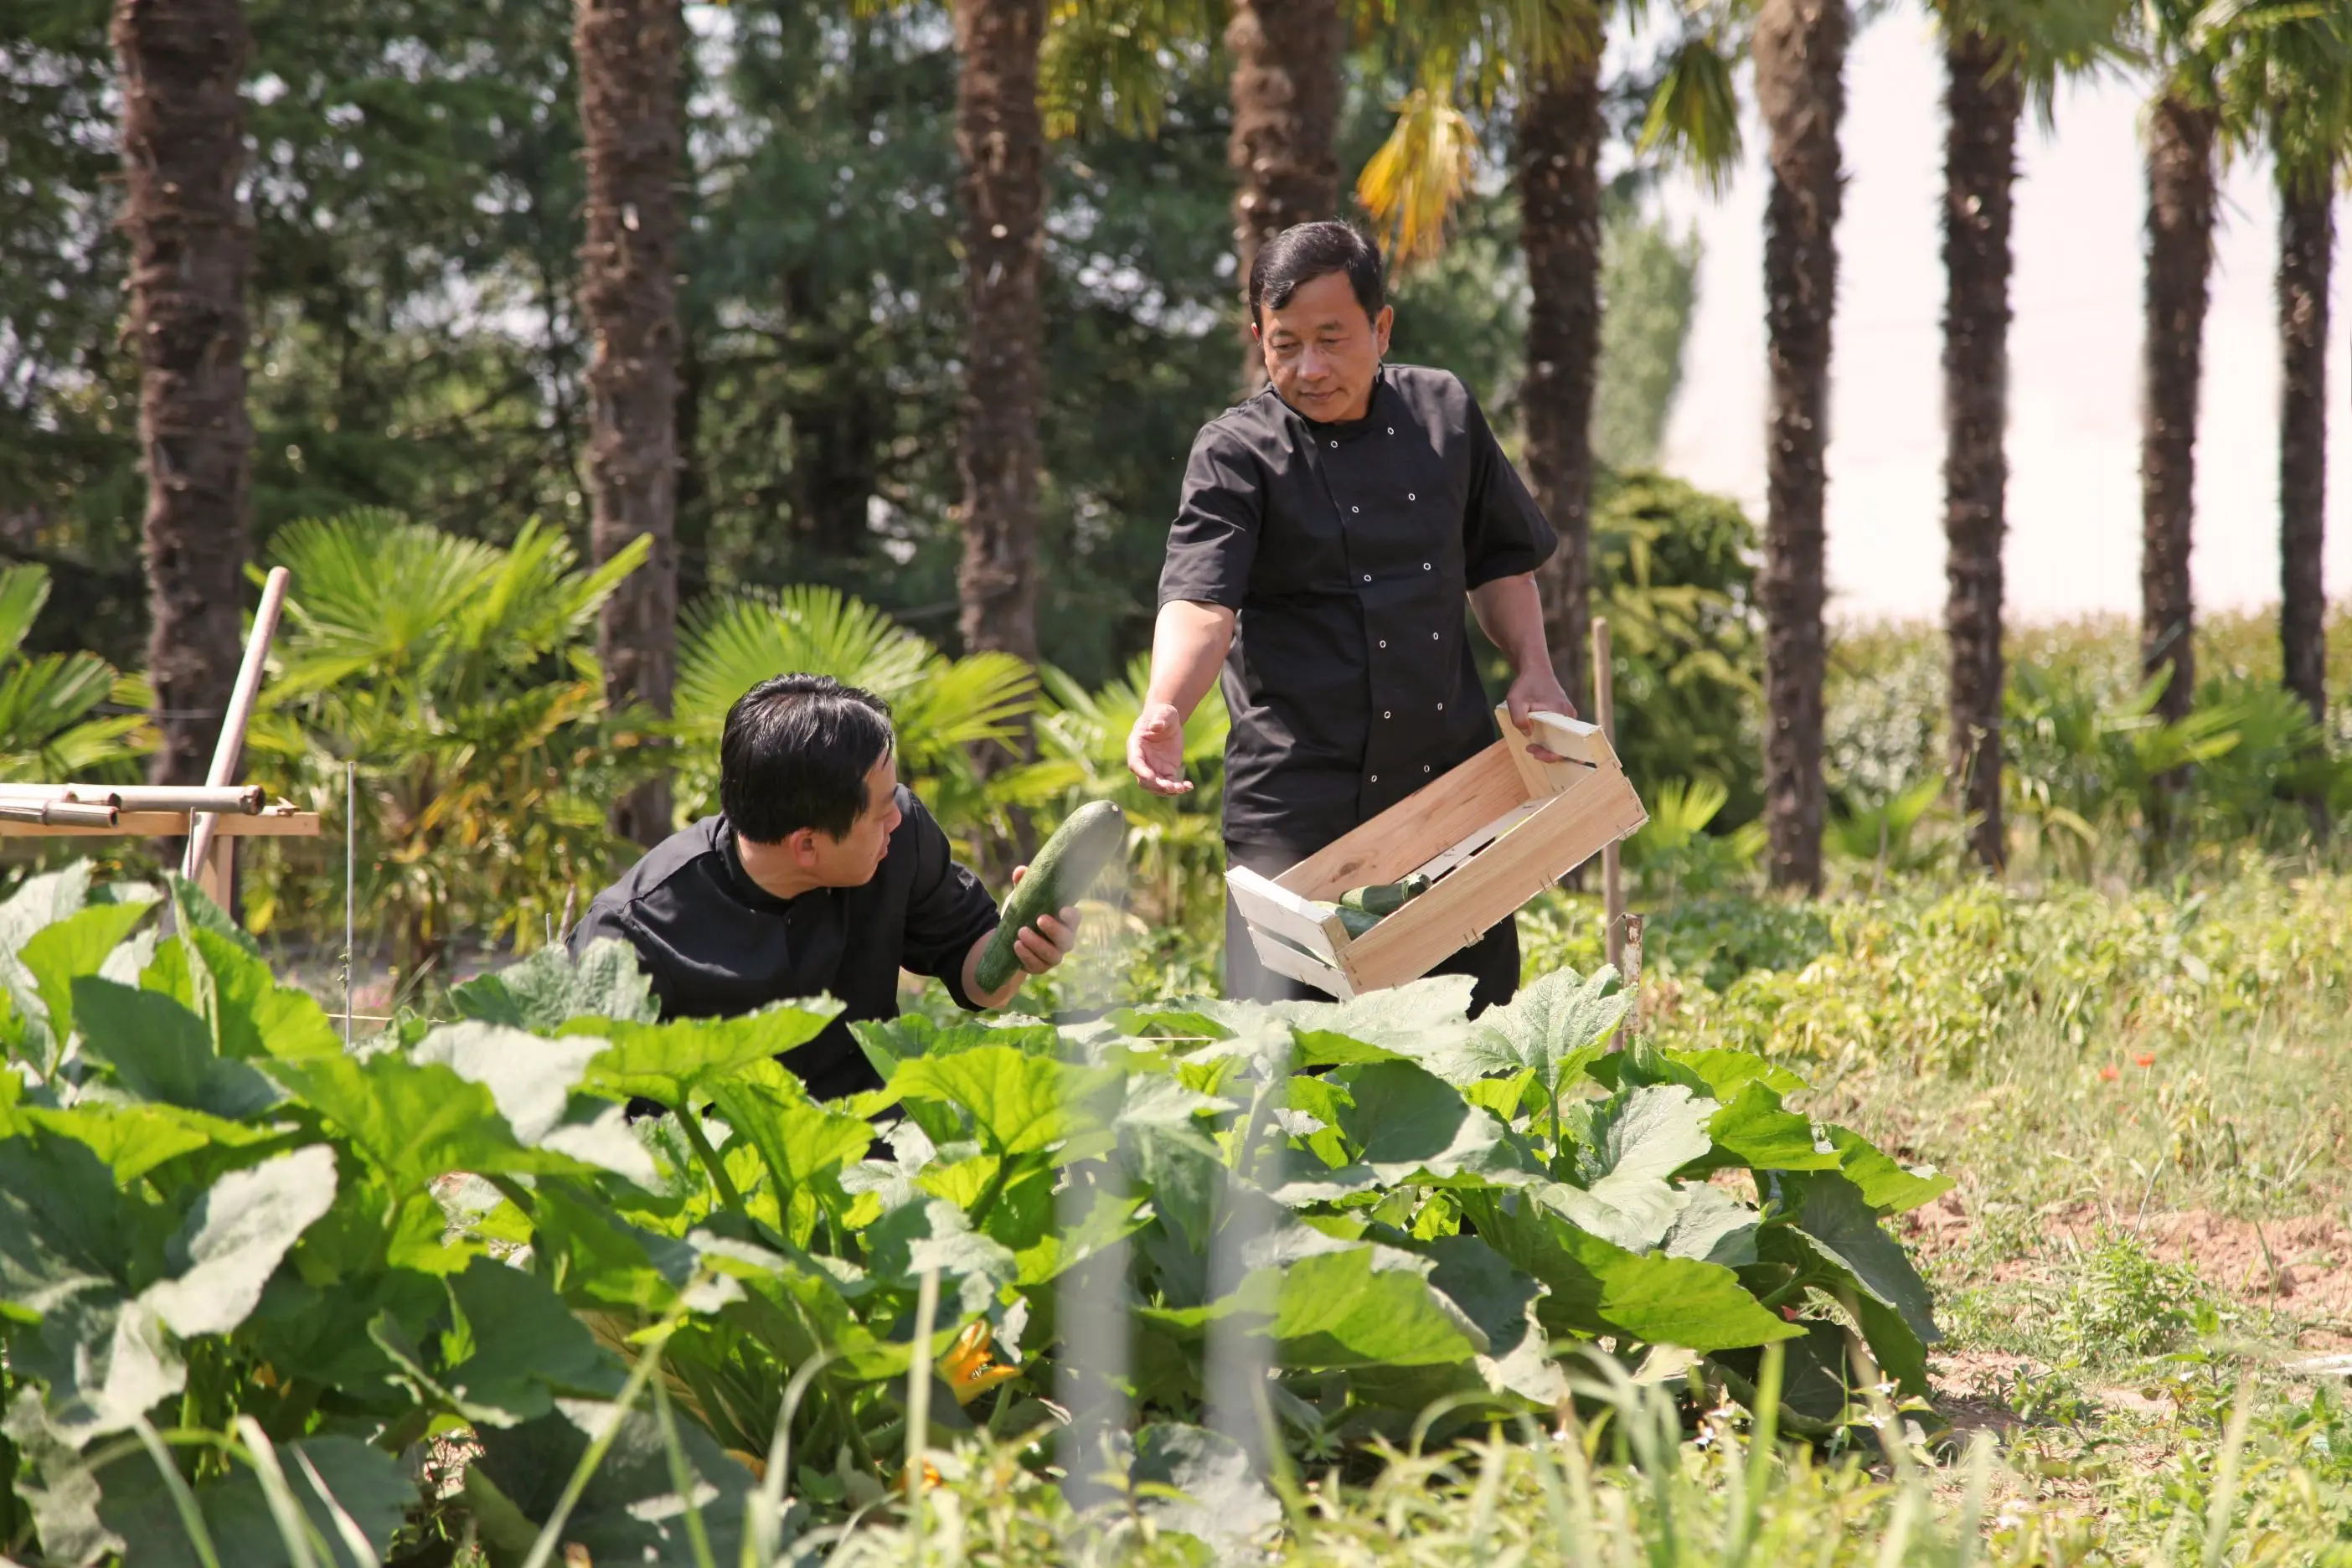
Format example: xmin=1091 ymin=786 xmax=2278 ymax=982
xmin=1004 ymin=864 xmax=1081 ymax=975
xmin=1126 ymin=700 xmax=1194 ymax=796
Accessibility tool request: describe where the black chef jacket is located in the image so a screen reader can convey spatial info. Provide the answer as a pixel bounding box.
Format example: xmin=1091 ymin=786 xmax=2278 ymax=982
xmin=1158 ymin=364 xmax=1556 ymax=1007
xmin=569 ymin=787 xmax=1002 ymax=1100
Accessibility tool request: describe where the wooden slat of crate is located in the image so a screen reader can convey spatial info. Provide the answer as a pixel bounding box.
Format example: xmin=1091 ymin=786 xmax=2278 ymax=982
xmin=1225 ymin=865 xmax=1350 ymax=965
xmin=1341 ymin=765 xmax=1648 ymax=992
xmin=1410 ymin=800 xmax=1544 ymax=884
xmin=1249 ymin=928 xmax=1356 ymax=998
xmin=1275 ymin=745 xmax=1531 ymax=901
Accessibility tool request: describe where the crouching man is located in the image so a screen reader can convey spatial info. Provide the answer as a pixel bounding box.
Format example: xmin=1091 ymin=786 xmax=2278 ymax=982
xmin=570 ymin=673 xmax=1077 ymax=1099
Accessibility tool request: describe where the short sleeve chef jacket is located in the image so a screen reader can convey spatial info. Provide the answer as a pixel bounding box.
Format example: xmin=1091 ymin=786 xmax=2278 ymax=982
xmin=568 ymin=787 xmax=1001 ymax=1101
xmin=1157 ymin=364 xmax=1557 ymax=855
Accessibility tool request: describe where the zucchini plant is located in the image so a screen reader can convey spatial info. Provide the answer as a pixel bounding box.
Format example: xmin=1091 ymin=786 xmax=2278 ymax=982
xmin=0 ymin=862 xmax=1947 ymax=1565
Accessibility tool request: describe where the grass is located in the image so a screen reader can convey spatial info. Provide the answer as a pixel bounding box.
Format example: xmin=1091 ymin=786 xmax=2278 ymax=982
xmin=833 ymin=860 xmax=2352 ymax=1566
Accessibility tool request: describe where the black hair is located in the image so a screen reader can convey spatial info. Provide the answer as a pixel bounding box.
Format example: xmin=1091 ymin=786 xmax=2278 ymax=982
xmin=720 ymin=674 xmax=896 ymax=842
xmin=1247 ymin=221 xmax=1385 ymax=330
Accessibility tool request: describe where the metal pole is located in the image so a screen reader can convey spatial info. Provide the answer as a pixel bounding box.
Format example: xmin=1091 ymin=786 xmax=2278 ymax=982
xmin=1594 ymin=617 xmax=1625 ymax=974
xmin=182 ymin=566 xmax=293 ymax=884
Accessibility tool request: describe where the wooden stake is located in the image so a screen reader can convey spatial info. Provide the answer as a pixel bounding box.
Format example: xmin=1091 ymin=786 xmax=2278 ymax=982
xmin=181 ymin=567 xmax=292 ymax=899
xmin=1595 ymin=617 xmax=1625 ymax=974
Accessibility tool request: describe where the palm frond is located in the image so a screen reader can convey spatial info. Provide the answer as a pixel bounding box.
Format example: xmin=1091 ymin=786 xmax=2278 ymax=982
xmin=0 ymin=565 xmax=51 ymax=661
xmin=1638 ymin=29 xmax=1744 ymax=191
xmin=1357 ymin=90 xmax=1480 ymax=271
xmin=674 ymin=587 xmax=937 ymax=732
xmin=1040 ymin=0 xmax=1217 ymax=140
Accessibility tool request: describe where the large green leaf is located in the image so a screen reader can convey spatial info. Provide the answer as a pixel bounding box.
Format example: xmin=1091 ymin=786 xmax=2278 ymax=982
xmin=1574 ymin=1083 xmax=1714 ymax=1187
xmin=374 ymin=1256 xmax=625 ymax=1426
xmin=562 ymin=1002 xmax=843 ymax=1107
xmin=1473 ymin=965 xmax=1629 ymax=1100
xmin=1143 ymin=1241 xmax=1486 ymax=1369
xmin=21 ymin=1102 xmax=279 ymax=1186
xmin=890 ymin=1045 xmax=1108 ymax=1157
xmin=96 ymin=1433 xmax=412 ymax=1568
xmin=1222 ymin=974 xmax=1478 ymax=1070
xmin=71 ymin=978 xmax=284 ymax=1119
xmin=706 ymin=1060 xmax=873 ymax=1204
xmin=1823 ymin=1127 xmax=1955 ymax=1214
xmin=1767 ymin=1170 xmax=1940 ymax=1392
xmin=851 ymin=1013 xmax=1063 ymax=1081
xmin=12 ymin=1292 xmax=183 ymax=1446
xmin=264 ymin=1049 xmax=615 ymax=1190
xmin=1462 ymin=1189 xmax=1800 ymax=1353
xmin=1129 ymin=1423 xmax=1281 ymax=1552
xmin=1418 ymin=1234 xmax=1568 ymax=1403
xmin=529 ymin=1184 xmax=735 ymax=1315
xmin=1708 ymin=1082 xmax=1839 ymax=1172
xmin=465 ymin=1395 xmax=751 ymax=1568
xmin=143 ymin=927 xmax=343 ymax=1064
xmin=864 ymin=1197 xmax=1019 ymax=1318
xmin=1323 ymin=1060 xmax=1539 ymax=1186
xmin=18 ymin=900 xmax=155 ymax=1062
xmin=451 ymin=936 xmax=660 ymax=1032
xmin=410 ymin=1021 xmax=654 ymax=1184
xmin=141 ymin=1145 xmax=338 ymax=1337
xmin=0 ymin=1132 xmax=139 ymax=1316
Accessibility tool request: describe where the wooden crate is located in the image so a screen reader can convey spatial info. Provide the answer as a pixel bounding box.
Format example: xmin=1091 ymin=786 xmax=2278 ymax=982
xmin=1225 ymin=706 xmax=1648 ymax=999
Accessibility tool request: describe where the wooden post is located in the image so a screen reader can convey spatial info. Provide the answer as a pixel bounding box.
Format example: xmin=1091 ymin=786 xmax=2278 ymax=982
xmin=1594 ymin=617 xmax=1625 ymax=974
xmin=181 ymin=566 xmax=292 ymax=906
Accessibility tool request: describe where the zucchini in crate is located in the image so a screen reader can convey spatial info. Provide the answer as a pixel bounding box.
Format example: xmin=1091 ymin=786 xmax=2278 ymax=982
xmin=1316 ymin=873 xmax=1433 ymax=938
xmin=973 ymin=801 xmax=1129 ymax=992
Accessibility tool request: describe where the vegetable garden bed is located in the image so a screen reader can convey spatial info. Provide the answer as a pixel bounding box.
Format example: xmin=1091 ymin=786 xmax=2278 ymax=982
xmin=0 ymin=862 xmax=1947 ymax=1565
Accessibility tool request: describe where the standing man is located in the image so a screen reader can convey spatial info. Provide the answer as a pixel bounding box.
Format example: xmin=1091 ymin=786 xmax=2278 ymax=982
xmin=1127 ymin=222 xmax=1572 ymax=1007
xmin=574 ymin=674 xmax=1080 ymax=1099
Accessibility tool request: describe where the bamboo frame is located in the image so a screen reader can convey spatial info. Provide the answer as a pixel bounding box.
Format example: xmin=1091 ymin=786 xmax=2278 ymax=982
xmin=1225 ymin=704 xmax=1648 ymax=1000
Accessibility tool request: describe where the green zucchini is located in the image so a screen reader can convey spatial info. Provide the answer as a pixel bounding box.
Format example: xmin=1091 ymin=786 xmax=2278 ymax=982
xmin=1339 ymin=874 xmax=1431 ymax=917
xmin=974 ymin=801 xmax=1128 ymax=992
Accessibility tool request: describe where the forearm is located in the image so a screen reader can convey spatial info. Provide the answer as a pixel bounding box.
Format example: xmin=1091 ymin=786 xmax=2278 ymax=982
xmin=962 ymin=931 xmax=1019 ymax=1010
xmin=1467 ymin=574 xmax=1552 ymax=678
xmin=1143 ymin=601 xmax=1236 ymax=718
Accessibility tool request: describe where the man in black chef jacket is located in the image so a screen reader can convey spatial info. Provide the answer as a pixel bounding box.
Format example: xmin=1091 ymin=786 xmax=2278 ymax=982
xmin=1127 ymin=221 xmax=1573 ymax=1008
xmin=572 ymin=674 xmax=1081 ymax=1099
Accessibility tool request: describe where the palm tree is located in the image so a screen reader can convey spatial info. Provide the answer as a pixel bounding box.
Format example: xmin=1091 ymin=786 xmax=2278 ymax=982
xmin=1754 ymin=0 xmax=1850 ymax=893
xmin=1355 ymin=4 xmax=1736 ymax=714
xmin=1519 ymin=54 xmax=1606 ymax=713
xmin=111 ymin=0 xmax=255 ymax=787
xmin=2216 ymin=3 xmax=2352 ymax=730
xmin=2134 ymin=0 xmax=2230 ymax=729
xmin=1230 ymin=0 xmax=1347 ymax=383
xmin=575 ymin=0 xmax=684 ymax=846
xmin=1932 ymin=0 xmax=2123 ymax=871
xmin=953 ymin=0 xmax=1049 ymax=664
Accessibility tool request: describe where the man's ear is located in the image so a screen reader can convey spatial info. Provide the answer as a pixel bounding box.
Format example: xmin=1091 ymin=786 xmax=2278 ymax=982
xmin=1374 ymin=304 xmax=1394 ymax=357
xmin=786 ymin=828 xmax=823 ymax=868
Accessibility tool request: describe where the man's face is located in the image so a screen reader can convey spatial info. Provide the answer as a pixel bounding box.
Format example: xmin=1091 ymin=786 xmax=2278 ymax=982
xmin=1254 ymin=271 xmax=1394 ymax=424
xmin=802 ymin=750 xmax=902 ymax=888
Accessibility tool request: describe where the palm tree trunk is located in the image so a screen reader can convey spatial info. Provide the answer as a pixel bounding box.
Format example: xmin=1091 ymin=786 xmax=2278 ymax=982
xmin=2278 ymin=163 xmax=2332 ymax=729
xmin=575 ymin=0 xmax=683 ymax=848
xmin=1939 ymin=28 xmax=2019 ymax=873
xmin=1517 ymin=45 xmax=1604 ymax=714
xmin=113 ymin=0 xmax=255 ymax=787
xmin=1228 ymin=0 xmax=1343 ymax=385
xmin=952 ymin=0 xmax=1047 ymax=664
xmin=2139 ymin=89 xmax=2216 ymax=727
xmin=1754 ymin=0 xmax=1849 ymax=895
